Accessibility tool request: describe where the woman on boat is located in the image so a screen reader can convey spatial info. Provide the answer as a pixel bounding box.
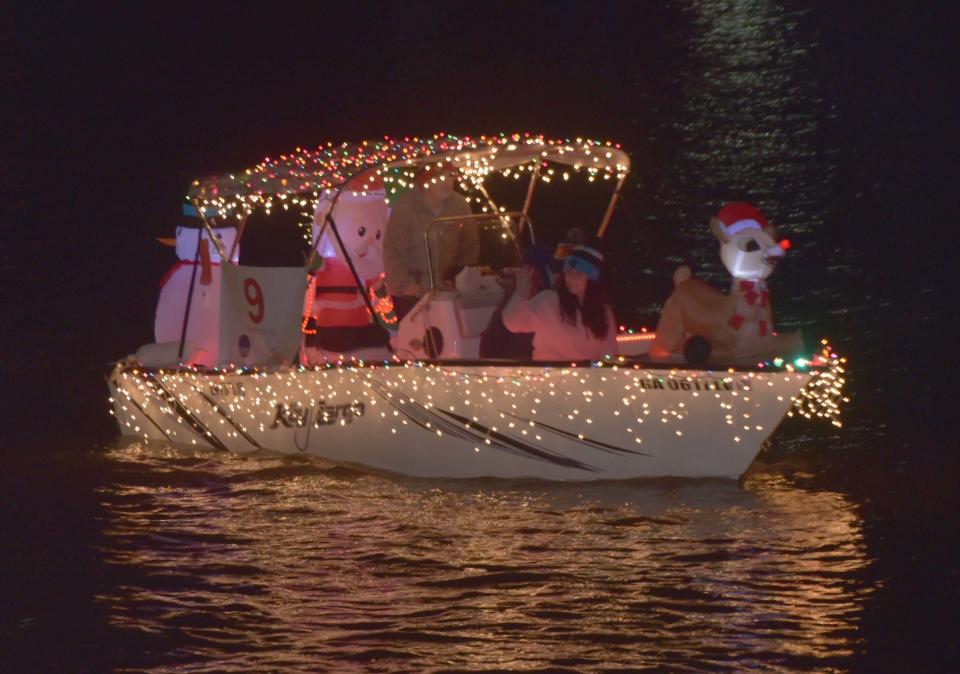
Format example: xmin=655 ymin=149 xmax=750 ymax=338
xmin=479 ymin=244 xmax=554 ymax=360
xmin=501 ymin=244 xmax=618 ymax=361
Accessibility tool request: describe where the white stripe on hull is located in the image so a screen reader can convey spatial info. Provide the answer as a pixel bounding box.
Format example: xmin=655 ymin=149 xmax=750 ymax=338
xmin=108 ymin=363 xmax=813 ymax=480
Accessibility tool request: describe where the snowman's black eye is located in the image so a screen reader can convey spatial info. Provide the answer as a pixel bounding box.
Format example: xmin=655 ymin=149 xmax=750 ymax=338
xmin=376 ymin=230 xmax=382 ymax=241
xmin=358 ymin=226 xmax=366 ymax=237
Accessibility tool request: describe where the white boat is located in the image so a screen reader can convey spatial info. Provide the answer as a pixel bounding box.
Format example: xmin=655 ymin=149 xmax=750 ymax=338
xmin=108 ymin=133 xmax=846 ymax=480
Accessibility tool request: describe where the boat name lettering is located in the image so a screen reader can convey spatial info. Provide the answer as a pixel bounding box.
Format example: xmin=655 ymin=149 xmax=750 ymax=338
xmin=209 ymin=382 xmax=246 ymax=398
xmin=639 ymin=377 xmax=744 ymax=392
xmin=270 ymin=401 xmax=366 ymax=429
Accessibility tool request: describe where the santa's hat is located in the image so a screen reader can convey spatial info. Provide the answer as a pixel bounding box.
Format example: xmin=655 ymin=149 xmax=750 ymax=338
xmin=714 ymin=203 xmax=773 ymax=237
xmin=344 ymin=168 xmax=384 ymax=191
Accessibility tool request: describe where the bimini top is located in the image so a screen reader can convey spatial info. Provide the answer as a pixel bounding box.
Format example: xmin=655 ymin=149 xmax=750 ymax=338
xmin=187 ymin=132 xmax=630 ymax=219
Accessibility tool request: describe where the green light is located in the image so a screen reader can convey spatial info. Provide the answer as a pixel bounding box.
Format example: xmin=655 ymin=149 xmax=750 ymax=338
xmin=794 ymin=358 xmax=809 ymax=369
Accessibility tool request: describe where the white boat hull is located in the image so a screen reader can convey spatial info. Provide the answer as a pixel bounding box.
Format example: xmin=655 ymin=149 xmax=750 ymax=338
xmin=108 ymin=362 xmax=815 ymax=480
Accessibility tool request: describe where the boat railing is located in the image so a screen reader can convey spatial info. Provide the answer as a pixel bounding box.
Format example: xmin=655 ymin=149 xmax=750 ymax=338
xmin=424 ymin=212 xmax=532 ymax=292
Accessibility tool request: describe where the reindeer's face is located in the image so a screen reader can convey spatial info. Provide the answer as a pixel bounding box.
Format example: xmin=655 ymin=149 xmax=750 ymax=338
xmin=711 ymin=218 xmax=786 ymax=280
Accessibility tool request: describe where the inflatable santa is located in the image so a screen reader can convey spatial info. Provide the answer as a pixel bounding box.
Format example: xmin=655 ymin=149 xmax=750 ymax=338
xmin=303 ymin=171 xmax=391 ymax=352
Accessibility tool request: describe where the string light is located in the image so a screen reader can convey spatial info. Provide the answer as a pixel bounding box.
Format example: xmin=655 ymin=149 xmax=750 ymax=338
xmin=188 ymin=132 xmax=630 ymax=222
xmin=109 ymin=340 xmax=848 ymax=462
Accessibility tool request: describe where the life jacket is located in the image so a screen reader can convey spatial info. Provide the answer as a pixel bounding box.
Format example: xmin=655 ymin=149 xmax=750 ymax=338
xmin=308 ymin=257 xmax=374 ymax=327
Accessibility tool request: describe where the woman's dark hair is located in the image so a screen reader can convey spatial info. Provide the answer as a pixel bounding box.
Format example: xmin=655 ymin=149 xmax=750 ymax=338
xmin=556 ymin=274 xmax=610 ymax=339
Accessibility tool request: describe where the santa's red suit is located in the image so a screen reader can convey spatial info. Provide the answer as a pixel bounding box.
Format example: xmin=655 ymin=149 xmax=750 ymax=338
xmin=308 ymin=257 xmax=375 ymax=327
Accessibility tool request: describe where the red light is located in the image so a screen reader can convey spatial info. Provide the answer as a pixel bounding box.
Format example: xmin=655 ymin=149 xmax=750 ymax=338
xmin=779 ymin=239 xmax=792 ymax=250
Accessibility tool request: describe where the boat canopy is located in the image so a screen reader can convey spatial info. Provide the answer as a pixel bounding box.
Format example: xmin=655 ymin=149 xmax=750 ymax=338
xmin=187 ymin=133 xmax=630 ymax=219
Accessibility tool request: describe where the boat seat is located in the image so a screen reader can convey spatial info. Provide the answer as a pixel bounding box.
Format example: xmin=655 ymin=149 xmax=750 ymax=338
xmin=454 ymin=290 xmax=502 ymax=338
xmin=305 ymin=324 xmax=390 ymax=352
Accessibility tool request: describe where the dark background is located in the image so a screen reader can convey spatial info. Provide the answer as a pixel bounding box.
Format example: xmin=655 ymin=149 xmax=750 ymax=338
xmin=1 ymin=1 xmax=957 ymax=670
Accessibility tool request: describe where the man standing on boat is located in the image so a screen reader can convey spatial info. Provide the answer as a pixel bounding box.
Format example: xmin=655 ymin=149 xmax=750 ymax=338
xmin=383 ymin=161 xmax=476 ymax=319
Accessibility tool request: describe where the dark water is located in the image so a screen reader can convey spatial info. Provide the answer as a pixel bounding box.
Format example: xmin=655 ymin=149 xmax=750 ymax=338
xmin=4 ymin=443 xmax=877 ymax=673
xmin=3 ymin=2 xmax=956 ymax=671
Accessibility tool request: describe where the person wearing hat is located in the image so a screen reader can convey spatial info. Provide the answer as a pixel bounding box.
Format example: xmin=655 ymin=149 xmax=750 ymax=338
xmin=550 ymin=227 xmax=587 ymax=275
xmin=382 ymin=161 xmax=477 ymax=320
xmin=479 ymin=244 xmax=553 ymax=359
xmin=502 ymin=244 xmax=618 ymax=361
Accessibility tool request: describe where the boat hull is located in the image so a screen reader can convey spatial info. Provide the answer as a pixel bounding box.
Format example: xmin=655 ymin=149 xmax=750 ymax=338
xmin=107 ymin=362 xmax=813 ymax=480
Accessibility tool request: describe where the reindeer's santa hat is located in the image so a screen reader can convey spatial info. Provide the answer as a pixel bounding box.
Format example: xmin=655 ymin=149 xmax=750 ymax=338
xmin=714 ymin=202 xmax=774 ymax=237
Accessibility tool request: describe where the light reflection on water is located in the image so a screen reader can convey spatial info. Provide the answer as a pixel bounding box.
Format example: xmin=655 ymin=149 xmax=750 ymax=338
xmin=93 ymin=441 xmax=873 ymax=672
xmin=623 ymin=0 xmax=847 ymax=334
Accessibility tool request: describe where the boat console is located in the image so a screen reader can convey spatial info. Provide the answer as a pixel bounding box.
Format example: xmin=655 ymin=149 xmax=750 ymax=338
xmin=392 ymin=213 xmax=527 ymax=360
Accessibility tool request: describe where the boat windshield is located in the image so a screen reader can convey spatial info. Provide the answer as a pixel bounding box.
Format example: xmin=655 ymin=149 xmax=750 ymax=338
xmin=424 ymin=213 xmax=529 ymax=292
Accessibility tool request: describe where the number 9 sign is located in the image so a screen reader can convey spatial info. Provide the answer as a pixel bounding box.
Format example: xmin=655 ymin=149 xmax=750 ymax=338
xmin=243 ymin=278 xmax=264 ymax=323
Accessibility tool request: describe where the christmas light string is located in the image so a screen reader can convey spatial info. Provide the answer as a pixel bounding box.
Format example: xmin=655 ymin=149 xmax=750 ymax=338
xmin=110 ymin=339 xmax=846 ymax=451
xmin=188 ymin=132 xmax=629 ymax=223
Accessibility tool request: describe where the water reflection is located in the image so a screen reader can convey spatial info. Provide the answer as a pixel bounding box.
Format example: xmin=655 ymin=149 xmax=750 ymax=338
xmin=94 ymin=442 xmax=873 ymax=672
xmin=625 ymin=0 xmax=842 ymax=329
xmin=678 ymin=0 xmax=832 ymax=210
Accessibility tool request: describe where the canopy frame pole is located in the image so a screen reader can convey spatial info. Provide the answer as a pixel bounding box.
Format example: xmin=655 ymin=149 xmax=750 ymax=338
xmin=304 ymin=209 xmax=329 ymax=273
xmin=520 ymin=163 xmax=540 ymax=232
xmin=472 ymin=179 xmax=501 ymax=215
xmin=227 ymin=212 xmax=248 ymax=263
xmin=306 ymin=181 xmax=367 ymax=274
xmin=191 ymin=200 xmax=231 ymax=262
xmin=473 ymin=180 xmax=517 ymax=236
xmin=325 ymin=212 xmax=380 ymax=323
xmin=596 ymin=173 xmax=629 ymax=239
xmin=177 ymin=232 xmax=203 ymax=363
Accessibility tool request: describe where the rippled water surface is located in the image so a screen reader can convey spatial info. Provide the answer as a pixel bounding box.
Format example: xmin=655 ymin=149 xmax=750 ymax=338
xmin=88 ymin=442 xmax=873 ymax=672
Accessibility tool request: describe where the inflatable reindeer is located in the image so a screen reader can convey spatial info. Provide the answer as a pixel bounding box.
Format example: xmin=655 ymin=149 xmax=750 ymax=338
xmin=649 ymin=203 xmax=803 ymax=364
